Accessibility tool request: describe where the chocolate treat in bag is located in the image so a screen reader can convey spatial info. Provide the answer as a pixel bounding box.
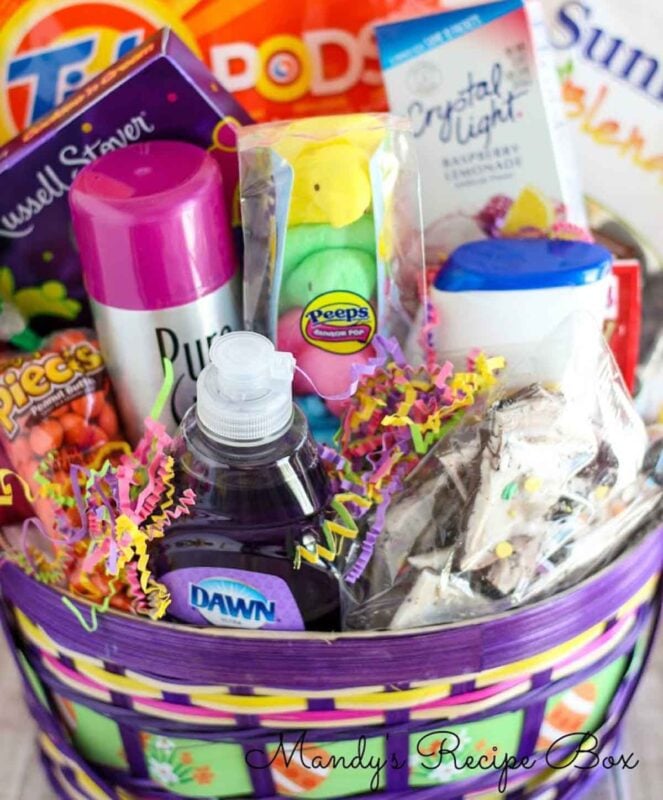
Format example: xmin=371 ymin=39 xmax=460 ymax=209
xmin=343 ymin=319 xmax=663 ymax=630
xmin=0 ymin=329 xmax=129 ymax=531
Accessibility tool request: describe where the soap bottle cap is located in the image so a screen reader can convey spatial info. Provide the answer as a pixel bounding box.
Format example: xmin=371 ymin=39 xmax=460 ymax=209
xmin=196 ymin=332 xmax=296 ymax=445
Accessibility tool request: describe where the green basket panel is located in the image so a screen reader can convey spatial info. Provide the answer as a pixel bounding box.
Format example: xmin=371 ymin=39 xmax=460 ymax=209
xmin=143 ymin=734 xmax=252 ymax=798
xmin=409 ymin=711 xmax=524 ymax=788
xmin=56 ymin=697 xmax=128 ymax=771
xmin=265 ymin=736 xmax=386 ymax=798
xmin=17 ymin=650 xmax=50 ymax=710
xmin=537 ymin=656 xmax=627 ymax=753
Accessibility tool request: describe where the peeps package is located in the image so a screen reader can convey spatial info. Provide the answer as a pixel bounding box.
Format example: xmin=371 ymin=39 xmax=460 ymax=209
xmin=238 ymin=114 xmax=425 ymax=412
xmin=0 ymin=29 xmax=251 ymax=336
xmin=375 ymin=0 xmax=587 ymax=261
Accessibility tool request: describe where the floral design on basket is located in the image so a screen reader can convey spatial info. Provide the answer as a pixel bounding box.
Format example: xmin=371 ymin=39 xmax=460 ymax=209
xmin=146 ymin=737 xmax=193 ymax=788
xmin=144 ymin=735 xmax=220 ymax=790
xmin=409 ymin=715 xmax=524 ymax=789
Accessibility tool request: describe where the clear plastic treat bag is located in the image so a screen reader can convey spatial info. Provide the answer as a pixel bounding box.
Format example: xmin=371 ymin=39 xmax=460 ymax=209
xmin=237 ymin=114 xmax=425 ymax=412
xmin=344 ymin=318 xmax=663 ymax=630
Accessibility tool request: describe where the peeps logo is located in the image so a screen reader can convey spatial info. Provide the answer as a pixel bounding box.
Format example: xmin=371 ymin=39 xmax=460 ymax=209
xmin=302 ymin=291 xmax=376 ymax=355
xmin=189 ymin=578 xmax=277 ymax=629
xmin=0 ymin=0 xmax=197 ymax=139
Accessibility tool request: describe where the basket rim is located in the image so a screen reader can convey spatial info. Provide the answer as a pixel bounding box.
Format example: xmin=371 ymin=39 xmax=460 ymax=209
xmin=3 ymin=525 xmax=661 ymax=689
xmin=4 ymin=523 xmax=662 ymax=642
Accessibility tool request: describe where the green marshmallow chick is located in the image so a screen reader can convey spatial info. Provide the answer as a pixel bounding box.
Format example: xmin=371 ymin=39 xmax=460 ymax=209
xmin=280 ymin=214 xmax=377 ymax=312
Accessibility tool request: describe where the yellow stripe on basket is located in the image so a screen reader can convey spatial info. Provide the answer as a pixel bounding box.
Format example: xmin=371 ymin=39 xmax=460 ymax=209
xmin=551 ymin=614 xmax=635 ymax=683
xmin=473 ymin=622 xmax=606 ymax=688
xmin=189 ymin=692 xmax=306 ymax=713
xmin=77 ymin=770 xmax=116 ymax=800
xmin=41 ymin=657 xmax=112 ymax=704
xmin=73 ymin=662 xmax=162 ymax=699
xmin=39 ymin=733 xmax=113 ymax=800
xmin=52 ymin=766 xmax=90 ymax=800
xmin=335 ymin=682 xmax=451 ymax=711
xmin=411 ymin=679 xmax=530 ymax=722
xmin=132 ymin=700 xmax=236 ymax=726
xmin=251 ymin=683 xmax=387 ymax=698
xmin=14 ymin=610 xmax=106 ymax=669
xmin=262 ymin=713 xmax=387 ymax=730
xmin=14 ymin=610 xmax=62 ymax=658
xmin=122 ymin=670 xmax=231 ymax=695
xmin=616 ymin=576 xmax=657 ymax=619
xmin=15 ymin=610 xmax=230 ymax=700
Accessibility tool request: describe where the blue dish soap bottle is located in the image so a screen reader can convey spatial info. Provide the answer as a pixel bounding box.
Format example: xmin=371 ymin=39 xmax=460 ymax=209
xmin=153 ymin=331 xmax=339 ymax=631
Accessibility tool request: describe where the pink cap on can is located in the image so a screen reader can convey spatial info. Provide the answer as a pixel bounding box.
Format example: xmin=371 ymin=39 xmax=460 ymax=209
xmin=69 ymin=140 xmax=236 ymax=311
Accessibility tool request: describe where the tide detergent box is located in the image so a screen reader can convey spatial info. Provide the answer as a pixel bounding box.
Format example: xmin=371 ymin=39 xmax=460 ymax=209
xmin=0 ymin=0 xmax=443 ymax=136
xmin=542 ymin=0 xmax=663 ymax=271
xmin=376 ymin=0 xmax=587 ymax=261
xmin=0 ymin=29 xmax=251 ymax=334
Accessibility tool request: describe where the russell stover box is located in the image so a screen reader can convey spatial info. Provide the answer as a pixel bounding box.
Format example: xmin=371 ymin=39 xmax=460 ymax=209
xmin=0 ymin=28 xmax=252 ymax=335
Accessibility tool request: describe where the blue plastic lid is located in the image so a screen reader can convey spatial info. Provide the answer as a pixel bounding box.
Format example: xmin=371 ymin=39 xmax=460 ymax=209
xmin=434 ymin=239 xmax=612 ymax=292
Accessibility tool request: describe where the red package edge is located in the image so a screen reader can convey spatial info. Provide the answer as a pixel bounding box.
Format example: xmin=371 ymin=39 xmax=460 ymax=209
xmin=608 ymin=260 xmax=642 ymax=395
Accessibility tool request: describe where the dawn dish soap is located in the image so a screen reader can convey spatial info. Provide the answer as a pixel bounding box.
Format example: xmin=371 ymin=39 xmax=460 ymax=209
xmin=152 ymin=331 xmax=339 ymax=631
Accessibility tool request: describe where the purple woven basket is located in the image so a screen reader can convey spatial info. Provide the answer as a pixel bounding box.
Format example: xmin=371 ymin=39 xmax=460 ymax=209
xmin=1 ymin=526 xmax=662 ymax=800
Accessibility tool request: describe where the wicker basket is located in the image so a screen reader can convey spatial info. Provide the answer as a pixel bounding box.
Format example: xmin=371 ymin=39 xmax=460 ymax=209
xmin=1 ymin=526 xmax=662 ymax=800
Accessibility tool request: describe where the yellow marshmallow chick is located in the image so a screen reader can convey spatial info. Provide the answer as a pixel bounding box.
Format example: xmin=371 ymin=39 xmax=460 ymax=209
xmin=272 ymin=114 xmax=387 ymax=228
xmin=287 ymin=139 xmax=372 ymax=228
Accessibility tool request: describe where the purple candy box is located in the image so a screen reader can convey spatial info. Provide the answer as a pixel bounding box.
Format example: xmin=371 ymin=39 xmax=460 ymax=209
xmin=0 ymin=28 xmax=252 ymax=335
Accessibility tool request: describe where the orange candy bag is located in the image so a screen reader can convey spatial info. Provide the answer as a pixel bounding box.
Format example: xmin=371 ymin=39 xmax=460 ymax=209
xmin=0 ymin=329 xmax=129 ymax=529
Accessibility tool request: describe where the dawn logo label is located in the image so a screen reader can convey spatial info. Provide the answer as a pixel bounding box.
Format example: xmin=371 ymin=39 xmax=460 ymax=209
xmin=189 ymin=577 xmax=276 ymax=628
xmin=301 ymin=290 xmax=376 ymax=355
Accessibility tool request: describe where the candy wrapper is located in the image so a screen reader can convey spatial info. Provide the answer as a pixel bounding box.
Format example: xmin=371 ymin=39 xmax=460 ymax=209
xmin=0 ymin=299 xmax=48 ymax=523
xmin=238 ymin=113 xmax=425 ymax=414
xmin=0 ymin=359 xmax=195 ymax=619
xmin=343 ymin=327 xmax=663 ymax=631
xmin=0 ymin=329 xmax=129 ymax=533
xmin=0 ymin=29 xmax=250 ymax=341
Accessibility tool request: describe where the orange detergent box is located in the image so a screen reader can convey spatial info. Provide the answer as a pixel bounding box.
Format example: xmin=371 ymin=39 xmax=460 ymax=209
xmin=0 ymin=0 xmax=445 ymax=138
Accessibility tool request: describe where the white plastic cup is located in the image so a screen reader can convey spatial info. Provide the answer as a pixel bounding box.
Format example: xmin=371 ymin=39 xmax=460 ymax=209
xmin=429 ymin=239 xmax=613 ymax=375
